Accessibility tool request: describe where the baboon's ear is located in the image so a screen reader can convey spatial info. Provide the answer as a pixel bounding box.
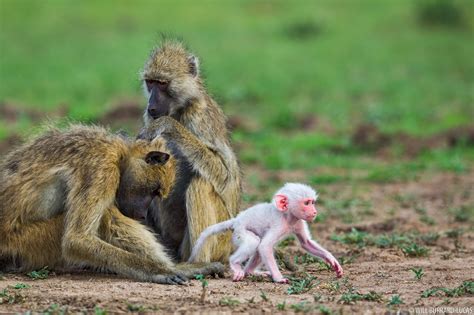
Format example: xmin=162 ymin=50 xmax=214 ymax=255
xmin=274 ymin=194 xmax=289 ymax=212
xmin=188 ymin=55 xmax=199 ymax=77
xmin=145 ymin=151 xmax=170 ymax=165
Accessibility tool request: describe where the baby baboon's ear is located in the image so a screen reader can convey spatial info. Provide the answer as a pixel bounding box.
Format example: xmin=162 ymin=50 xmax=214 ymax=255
xmin=145 ymin=151 xmax=170 ymax=165
xmin=274 ymin=194 xmax=289 ymax=212
xmin=188 ymin=55 xmax=199 ymax=77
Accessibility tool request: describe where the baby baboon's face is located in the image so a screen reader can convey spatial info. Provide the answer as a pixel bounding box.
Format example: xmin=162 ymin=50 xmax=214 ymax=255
xmin=116 ymin=138 xmax=176 ymax=221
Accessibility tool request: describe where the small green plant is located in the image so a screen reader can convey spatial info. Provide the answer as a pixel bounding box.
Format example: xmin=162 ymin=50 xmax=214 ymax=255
xmin=401 ymin=243 xmax=429 ymax=257
xmin=278 ymin=235 xmax=296 ymax=248
xmin=317 ymin=260 xmax=332 ymax=271
xmin=294 ymin=253 xmax=319 ymax=265
xmin=410 ymin=267 xmax=425 ymax=280
xmin=421 ymin=281 xmax=474 ymax=298
xmin=387 ymin=295 xmax=404 ymax=306
xmin=0 ymin=288 xmax=25 ymax=305
xmin=324 ymin=278 xmax=348 ymax=294
xmin=12 ymin=283 xmax=30 ymax=289
xmin=339 ymin=289 xmax=383 ymax=304
xmin=313 ymin=293 xmax=322 ymax=302
xmin=260 ymin=289 xmax=269 ymax=302
xmin=339 ymin=255 xmax=357 ymax=265
xmin=420 ymin=214 xmax=436 ymax=225
xmin=219 ymin=297 xmax=240 ymax=307
xmin=94 ymin=306 xmax=107 ymax=315
xmin=451 ymin=205 xmax=473 ymax=222
xmin=27 ymin=266 xmax=50 ymax=280
xmin=289 ymin=301 xmax=312 ymax=313
xmin=446 ymin=228 xmax=463 ymax=238
xmin=330 ymin=228 xmax=368 ymax=247
xmin=127 ymin=303 xmax=145 ymax=312
xmin=277 ymin=301 xmax=286 ymax=310
xmin=420 ymin=232 xmax=439 ymax=245
xmin=43 ymin=303 xmax=68 ymax=315
xmin=318 ymin=305 xmax=334 ymax=315
xmin=287 ymin=274 xmax=318 ymax=295
xmin=195 ymin=274 xmax=208 ymax=303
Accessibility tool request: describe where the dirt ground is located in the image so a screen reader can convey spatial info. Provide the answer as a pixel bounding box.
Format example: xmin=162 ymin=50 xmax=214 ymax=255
xmin=1 ymin=168 xmax=473 ymax=314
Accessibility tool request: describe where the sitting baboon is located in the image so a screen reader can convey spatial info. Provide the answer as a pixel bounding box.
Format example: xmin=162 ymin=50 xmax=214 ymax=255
xmin=0 ymin=125 xmax=223 ymax=284
xmin=134 ymin=40 xmax=242 ymax=263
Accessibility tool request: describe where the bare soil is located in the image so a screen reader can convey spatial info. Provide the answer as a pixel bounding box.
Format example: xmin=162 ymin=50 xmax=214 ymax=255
xmin=1 ymin=169 xmax=473 ymax=314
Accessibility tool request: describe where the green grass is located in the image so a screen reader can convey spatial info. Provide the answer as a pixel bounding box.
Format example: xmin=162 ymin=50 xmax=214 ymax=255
xmin=1 ymin=0 xmax=473 ymax=178
xmin=94 ymin=306 xmax=108 ymax=315
xmin=287 ymin=274 xmax=318 ymax=295
xmin=26 ymin=267 xmax=49 ymax=280
xmin=126 ymin=303 xmax=145 ymax=312
xmin=289 ymin=301 xmax=312 ymax=313
xmin=401 ymin=243 xmax=429 ymax=257
xmin=421 ymin=281 xmax=474 ymax=298
xmin=0 ymin=286 xmax=26 ymax=305
xmin=12 ymin=283 xmax=30 ymax=290
xmin=339 ymin=289 xmax=383 ymax=304
xmin=410 ymin=267 xmax=425 ymax=280
xmin=330 ymin=228 xmax=437 ymax=257
xmin=26 ymin=267 xmax=50 ymax=280
xmin=218 ymin=297 xmax=240 ymax=307
xmin=387 ymin=295 xmax=404 ymax=306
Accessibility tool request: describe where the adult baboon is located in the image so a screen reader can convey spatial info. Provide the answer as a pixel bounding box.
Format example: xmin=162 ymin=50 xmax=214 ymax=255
xmin=136 ymin=40 xmax=241 ymax=263
xmin=0 ymin=125 xmax=223 ymax=284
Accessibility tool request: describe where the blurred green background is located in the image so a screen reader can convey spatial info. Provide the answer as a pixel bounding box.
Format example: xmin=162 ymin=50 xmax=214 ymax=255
xmin=1 ymin=0 xmax=473 ymax=189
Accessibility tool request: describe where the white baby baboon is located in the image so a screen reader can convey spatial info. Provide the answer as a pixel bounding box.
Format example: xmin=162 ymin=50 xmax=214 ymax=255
xmin=189 ymin=183 xmax=343 ymax=283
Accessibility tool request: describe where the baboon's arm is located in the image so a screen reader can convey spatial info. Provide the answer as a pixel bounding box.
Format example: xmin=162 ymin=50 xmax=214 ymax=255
xmin=60 ymin=164 xmax=184 ymax=283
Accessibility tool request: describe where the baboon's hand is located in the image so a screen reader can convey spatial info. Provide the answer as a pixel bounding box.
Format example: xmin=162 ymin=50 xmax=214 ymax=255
xmin=151 ymin=273 xmax=189 ymax=285
xmin=204 ymin=262 xmax=225 ymax=278
xmin=150 ymin=116 xmax=180 ymax=138
xmin=176 ymin=262 xmax=225 ymax=278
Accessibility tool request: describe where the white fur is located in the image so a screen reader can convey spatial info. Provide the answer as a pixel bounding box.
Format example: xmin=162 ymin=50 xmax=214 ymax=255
xmin=188 ymin=183 xmax=343 ymax=282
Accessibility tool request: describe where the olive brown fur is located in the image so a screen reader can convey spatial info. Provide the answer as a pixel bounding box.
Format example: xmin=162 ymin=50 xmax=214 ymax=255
xmin=138 ymin=40 xmax=242 ymax=263
xmin=0 ymin=124 xmax=223 ymax=284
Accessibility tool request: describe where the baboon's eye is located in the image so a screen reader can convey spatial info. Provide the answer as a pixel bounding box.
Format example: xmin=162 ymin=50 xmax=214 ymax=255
xmin=157 ymin=80 xmax=169 ymax=90
xmin=145 ymin=80 xmax=154 ymax=91
xmin=304 ymin=200 xmax=310 ymax=206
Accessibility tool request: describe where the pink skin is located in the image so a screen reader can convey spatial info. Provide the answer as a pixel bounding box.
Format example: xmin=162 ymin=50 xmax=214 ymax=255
xmin=298 ymin=198 xmax=318 ymax=221
xmin=230 ymin=193 xmax=343 ymax=283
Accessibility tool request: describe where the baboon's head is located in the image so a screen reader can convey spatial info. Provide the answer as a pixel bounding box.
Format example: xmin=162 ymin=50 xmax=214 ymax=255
xmin=141 ymin=40 xmax=203 ymax=125
xmin=117 ymin=137 xmax=176 ymax=221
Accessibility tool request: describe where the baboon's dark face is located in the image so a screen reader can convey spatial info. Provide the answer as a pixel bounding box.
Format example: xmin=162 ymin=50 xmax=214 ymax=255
xmin=145 ymin=79 xmax=173 ymax=119
xmin=141 ymin=42 xmax=201 ymax=124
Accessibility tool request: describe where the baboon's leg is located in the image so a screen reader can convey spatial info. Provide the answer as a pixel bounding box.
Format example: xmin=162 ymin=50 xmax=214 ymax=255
xmin=101 ymin=206 xmax=174 ymax=265
xmin=183 ymin=177 xmax=232 ymax=263
xmin=61 ymin=170 xmax=187 ymax=284
xmin=0 ymin=214 xmax=65 ymax=270
xmin=102 ymin=206 xmax=224 ymax=279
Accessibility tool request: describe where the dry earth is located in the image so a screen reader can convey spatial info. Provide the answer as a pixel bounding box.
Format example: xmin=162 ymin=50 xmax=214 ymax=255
xmin=1 ymin=169 xmax=473 ymax=314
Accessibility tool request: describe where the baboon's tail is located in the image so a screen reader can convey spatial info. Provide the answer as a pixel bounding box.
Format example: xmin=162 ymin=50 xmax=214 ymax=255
xmin=188 ymin=219 xmax=235 ymax=262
